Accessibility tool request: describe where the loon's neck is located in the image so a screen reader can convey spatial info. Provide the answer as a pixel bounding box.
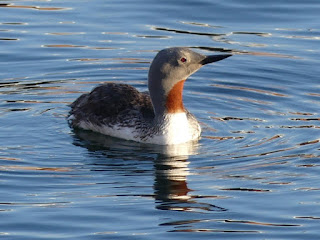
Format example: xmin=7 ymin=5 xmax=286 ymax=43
xmin=150 ymin=79 xmax=186 ymax=119
xmin=165 ymin=80 xmax=186 ymax=113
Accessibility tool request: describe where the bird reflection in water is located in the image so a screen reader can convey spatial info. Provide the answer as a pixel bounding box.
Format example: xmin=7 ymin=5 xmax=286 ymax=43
xmin=154 ymin=147 xmax=226 ymax=212
xmin=72 ymin=129 xmax=226 ymax=213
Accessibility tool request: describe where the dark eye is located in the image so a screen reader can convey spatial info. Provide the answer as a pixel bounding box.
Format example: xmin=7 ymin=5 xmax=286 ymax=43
xmin=180 ymin=57 xmax=187 ymax=63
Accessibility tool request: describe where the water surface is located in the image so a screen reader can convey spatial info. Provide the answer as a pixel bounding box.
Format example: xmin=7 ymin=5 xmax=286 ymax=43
xmin=0 ymin=0 xmax=320 ymax=239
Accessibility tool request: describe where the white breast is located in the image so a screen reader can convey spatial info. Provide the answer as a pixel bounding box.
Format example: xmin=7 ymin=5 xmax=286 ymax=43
xmin=147 ymin=113 xmax=201 ymax=145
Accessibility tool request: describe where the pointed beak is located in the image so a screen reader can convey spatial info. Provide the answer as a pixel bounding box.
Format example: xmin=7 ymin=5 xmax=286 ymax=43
xmin=200 ymin=54 xmax=232 ymax=65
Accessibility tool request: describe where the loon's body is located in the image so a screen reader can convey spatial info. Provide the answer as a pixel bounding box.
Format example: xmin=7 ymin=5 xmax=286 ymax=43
xmin=69 ymin=47 xmax=231 ymax=145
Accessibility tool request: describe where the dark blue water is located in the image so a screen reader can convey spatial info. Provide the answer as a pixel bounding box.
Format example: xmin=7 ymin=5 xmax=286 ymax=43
xmin=1 ymin=0 xmax=319 ymax=239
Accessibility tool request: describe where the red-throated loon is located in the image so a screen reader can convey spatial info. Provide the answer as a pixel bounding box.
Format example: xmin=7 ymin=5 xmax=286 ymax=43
xmin=69 ymin=47 xmax=231 ymax=145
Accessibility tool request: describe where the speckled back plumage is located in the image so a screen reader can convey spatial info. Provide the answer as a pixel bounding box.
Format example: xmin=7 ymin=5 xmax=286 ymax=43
xmin=70 ymin=83 xmax=155 ymax=128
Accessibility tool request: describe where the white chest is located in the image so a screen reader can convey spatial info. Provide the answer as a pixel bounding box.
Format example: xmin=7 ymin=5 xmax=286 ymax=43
xmin=148 ymin=113 xmax=201 ymax=145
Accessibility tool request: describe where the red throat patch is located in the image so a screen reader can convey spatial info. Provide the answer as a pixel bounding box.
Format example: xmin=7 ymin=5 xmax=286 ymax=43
xmin=165 ymin=80 xmax=186 ymax=113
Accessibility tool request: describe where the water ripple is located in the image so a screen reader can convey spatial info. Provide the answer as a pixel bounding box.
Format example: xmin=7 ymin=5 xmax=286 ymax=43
xmin=0 ymin=3 xmax=71 ymax=11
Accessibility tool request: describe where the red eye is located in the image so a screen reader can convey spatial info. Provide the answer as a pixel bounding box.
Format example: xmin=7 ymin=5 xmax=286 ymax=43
xmin=180 ymin=57 xmax=187 ymax=63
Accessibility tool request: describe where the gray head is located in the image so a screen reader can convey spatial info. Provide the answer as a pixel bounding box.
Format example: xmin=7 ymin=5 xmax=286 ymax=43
xmin=148 ymin=47 xmax=231 ymax=116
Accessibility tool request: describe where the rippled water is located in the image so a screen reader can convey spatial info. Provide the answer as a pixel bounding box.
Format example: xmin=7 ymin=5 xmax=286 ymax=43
xmin=1 ymin=0 xmax=320 ymax=239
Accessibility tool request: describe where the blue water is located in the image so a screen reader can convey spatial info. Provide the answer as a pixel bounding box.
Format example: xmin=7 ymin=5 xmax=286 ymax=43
xmin=1 ymin=0 xmax=320 ymax=239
